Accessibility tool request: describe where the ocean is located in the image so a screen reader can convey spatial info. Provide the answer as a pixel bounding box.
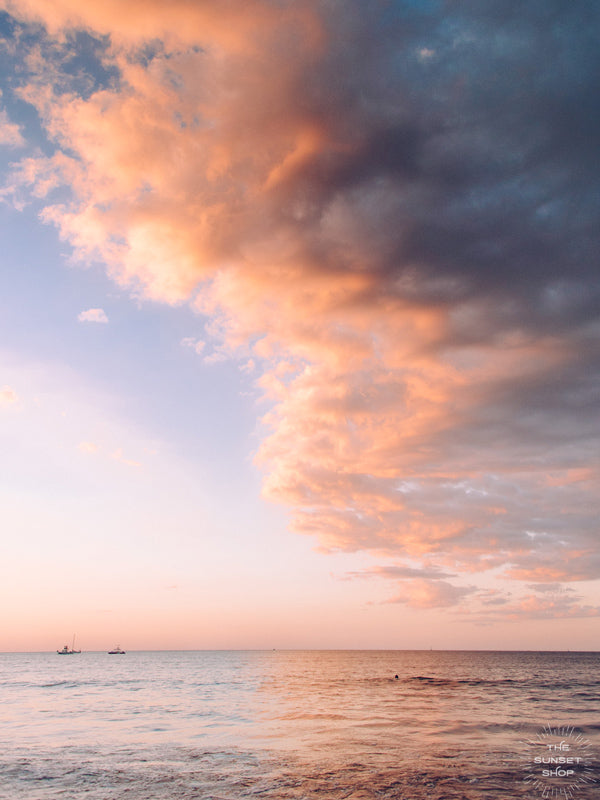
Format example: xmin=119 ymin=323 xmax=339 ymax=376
xmin=0 ymin=650 xmax=597 ymax=799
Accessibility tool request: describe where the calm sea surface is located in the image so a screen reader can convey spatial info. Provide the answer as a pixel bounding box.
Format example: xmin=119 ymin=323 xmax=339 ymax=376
xmin=0 ymin=650 xmax=598 ymax=799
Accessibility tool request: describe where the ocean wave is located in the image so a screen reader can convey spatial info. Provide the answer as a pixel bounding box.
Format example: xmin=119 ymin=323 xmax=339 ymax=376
xmin=1 ymin=745 xmax=596 ymax=800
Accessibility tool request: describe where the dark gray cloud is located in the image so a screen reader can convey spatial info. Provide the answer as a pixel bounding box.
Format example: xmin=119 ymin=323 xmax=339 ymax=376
xmin=272 ymin=1 xmax=600 ymax=331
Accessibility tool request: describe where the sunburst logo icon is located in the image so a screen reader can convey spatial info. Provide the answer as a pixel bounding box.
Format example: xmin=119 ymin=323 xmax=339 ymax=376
xmin=520 ymin=724 xmax=595 ymax=799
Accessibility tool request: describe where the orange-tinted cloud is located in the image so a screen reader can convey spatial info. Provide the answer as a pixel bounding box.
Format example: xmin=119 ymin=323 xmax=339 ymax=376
xmin=77 ymin=440 xmax=98 ymax=454
xmin=0 ymin=386 xmax=19 ymax=405
xmin=2 ymin=0 xmax=599 ymax=598
xmin=0 ymin=0 xmax=321 ymax=52
xmin=351 ymin=569 xmax=600 ymax=618
xmin=476 ymin=588 xmax=600 ymax=622
xmin=385 ymin=578 xmax=476 ymax=609
xmin=0 ymin=106 xmax=23 ymax=146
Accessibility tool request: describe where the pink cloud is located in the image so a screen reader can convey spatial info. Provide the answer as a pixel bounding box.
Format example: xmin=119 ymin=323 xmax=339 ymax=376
xmin=0 ymin=107 xmax=23 ymax=147
xmin=507 ymin=595 xmax=600 ymax=620
xmin=362 ymin=573 xmax=600 ymax=620
xmin=473 ymin=589 xmax=600 ymax=623
xmin=385 ymin=579 xmax=476 ymax=609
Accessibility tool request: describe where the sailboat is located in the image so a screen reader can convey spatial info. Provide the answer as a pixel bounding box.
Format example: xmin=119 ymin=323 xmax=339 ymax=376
xmin=57 ymin=635 xmax=81 ymax=654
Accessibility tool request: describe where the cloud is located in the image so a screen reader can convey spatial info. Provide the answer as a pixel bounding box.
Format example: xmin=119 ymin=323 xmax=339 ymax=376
xmin=111 ymin=447 xmax=141 ymax=468
xmin=240 ymin=359 xmax=255 ymax=375
xmin=78 ymin=440 xmax=99 ymax=454
xmin=2 ymin=1 xmax=599 ymax=589
xmin=0 ymin=0 xmax=320 ymax=51
xmin=369 ymin=574 xmax=600 ymax=619
xmin=472 ymin=586 xmax=600 ymax=623
xmin=78 ymin=440 xmax=142 ymax=467
xmin=203 ymin=351 xmax=228 ymax=366
xmin=347 ymin=565 xmax=456 ymax=581
xmin=0 ymin=108 xmax=24 ymax=147
xmin=508 ymin=596 xmax=600 ymax=620
xmin=78 ymin=440 xmax=140 ymax=467
xmin=385 ymin=579 xmax=477 ymax=610
xmin=180 ymin=337 xmax=205 ymax=355
xmin=0 ymin=386 xmax=18 ymax=405
xmin=78 ymin=308 xmax=108 ymax=323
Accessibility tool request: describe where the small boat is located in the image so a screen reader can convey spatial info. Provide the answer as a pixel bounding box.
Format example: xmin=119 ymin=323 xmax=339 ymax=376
xmin=108 ymin=645 xmax=126 ymax=654
xmin=57 ymin=636 xmax=81 ymax=654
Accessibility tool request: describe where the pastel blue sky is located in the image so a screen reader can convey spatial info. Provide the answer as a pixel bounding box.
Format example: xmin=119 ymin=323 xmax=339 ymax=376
xmin=0 ymin=0 xmax=598 ymax=650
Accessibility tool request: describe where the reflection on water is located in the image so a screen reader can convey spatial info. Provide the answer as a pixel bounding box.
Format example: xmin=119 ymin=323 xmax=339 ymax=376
xmin=0 ymin=650 xmax=598 ymax=799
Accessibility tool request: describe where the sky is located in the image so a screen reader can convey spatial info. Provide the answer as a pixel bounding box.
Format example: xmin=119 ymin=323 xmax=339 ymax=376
xmin=0 ymin=0 xmax=599 ymax=651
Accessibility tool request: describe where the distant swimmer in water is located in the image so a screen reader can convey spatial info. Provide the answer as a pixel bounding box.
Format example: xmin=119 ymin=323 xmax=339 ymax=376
xmin=394 ymin=675 xmax=399 ymax=680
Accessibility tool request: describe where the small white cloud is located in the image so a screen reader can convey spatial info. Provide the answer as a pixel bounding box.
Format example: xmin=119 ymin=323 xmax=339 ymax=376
xmin=0 ymin=386 xmax=18 ymax=405
xmin=78 ymin=308 xmax=108 ymax=323
xmin=180 ymin=336 xmax=205 ymax=354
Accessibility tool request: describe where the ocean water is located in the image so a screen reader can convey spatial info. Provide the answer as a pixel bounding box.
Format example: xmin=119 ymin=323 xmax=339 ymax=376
xmin=0 ymin=650 xmax=598 ymax=799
